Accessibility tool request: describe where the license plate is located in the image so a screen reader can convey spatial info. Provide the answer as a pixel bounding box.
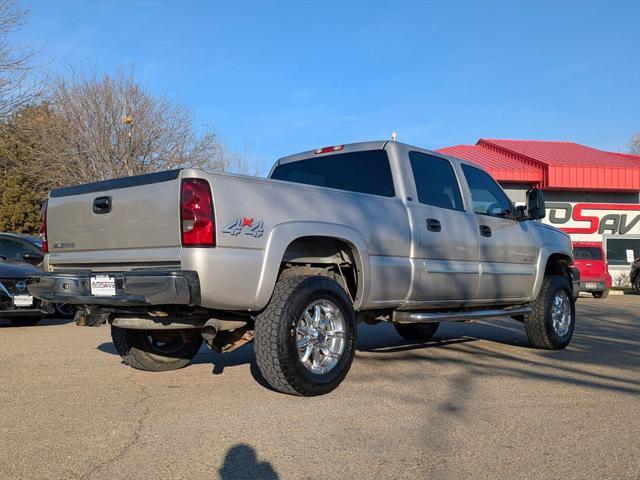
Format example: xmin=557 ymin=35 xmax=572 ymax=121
xmin=13 ymin=295 xmax=33 ymax=307
xmin=90 ymin=275 xmax=116 ymax=296
xmin=585 ymin=283 xmax=598 ymax=290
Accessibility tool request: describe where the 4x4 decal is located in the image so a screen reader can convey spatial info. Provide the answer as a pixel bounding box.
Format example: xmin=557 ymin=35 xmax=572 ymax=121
xmin=222 ymin=217 xmax=264 ymax=238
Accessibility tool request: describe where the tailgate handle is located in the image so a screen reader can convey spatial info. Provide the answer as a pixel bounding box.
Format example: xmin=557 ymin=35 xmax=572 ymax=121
xmin=93 ymin=196 xmax=112 ymax=214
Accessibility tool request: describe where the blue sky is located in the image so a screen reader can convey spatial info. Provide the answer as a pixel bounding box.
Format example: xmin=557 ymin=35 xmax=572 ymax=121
xmin=14 ymin=0 xmax=640 ymax=169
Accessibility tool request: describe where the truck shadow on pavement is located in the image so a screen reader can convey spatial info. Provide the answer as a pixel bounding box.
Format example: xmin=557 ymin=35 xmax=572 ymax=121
xmin=96 ymin=298 xmax=639 ymax=398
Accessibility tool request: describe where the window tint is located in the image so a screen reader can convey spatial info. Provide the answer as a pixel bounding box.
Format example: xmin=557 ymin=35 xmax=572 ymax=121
xmin=574 ymin=247 xmax=603 ymax=260
xmin=606 ymin=238 xmax=640 ymax=266
xmin=409 ymin=152 xmax=463 ymax=211
xmin=271 ymin=150 xmax=395 ymax=197
xmin=0 ymin=237 xmax=37 ymax=260
xmin=461 ymin=164 xmax=512 ymax=217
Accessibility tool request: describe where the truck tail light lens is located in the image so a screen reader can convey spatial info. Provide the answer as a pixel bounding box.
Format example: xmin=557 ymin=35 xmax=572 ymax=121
xmin=180 ymin=179 xmax=215 ymax=247
xmin=39 ymin=200 xmax=48 ymax=253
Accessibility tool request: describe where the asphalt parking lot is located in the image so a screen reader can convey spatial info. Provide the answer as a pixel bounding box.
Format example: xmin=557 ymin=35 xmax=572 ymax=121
xmin=1 ymin=296 xmax=638 ymax=480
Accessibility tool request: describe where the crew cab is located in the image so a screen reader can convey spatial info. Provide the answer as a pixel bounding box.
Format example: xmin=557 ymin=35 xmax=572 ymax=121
xmin=29 ymin=140 xmax=579 ymax=396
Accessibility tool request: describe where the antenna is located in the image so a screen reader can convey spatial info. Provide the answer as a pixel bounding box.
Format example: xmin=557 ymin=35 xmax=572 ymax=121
xmin=391 ymin=131 xmax=398 ymax=142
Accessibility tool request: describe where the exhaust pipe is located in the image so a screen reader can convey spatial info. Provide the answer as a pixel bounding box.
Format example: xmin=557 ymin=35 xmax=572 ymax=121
xmin=201 ymin=318 xmax=219 ymax=349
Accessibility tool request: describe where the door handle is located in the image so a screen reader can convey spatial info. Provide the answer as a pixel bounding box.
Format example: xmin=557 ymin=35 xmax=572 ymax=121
xmin=479 ymin=225 xmax=492 ymax=237
xmin=426 ymin=218 xmax=441 ymax=232
xmin=93 ymin=196 xmax=112 ymax=214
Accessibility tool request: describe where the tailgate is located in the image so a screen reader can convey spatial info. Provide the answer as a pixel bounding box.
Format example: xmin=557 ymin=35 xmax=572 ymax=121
xmin=46 ymin=170 xmax=183 ymax=268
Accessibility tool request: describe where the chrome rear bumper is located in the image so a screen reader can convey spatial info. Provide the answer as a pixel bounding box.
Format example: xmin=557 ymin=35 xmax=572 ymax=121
xmin=27 ymin=270 xmax=200 ymax=307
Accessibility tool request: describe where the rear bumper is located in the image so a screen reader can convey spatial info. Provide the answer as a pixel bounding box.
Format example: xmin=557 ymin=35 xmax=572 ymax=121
xmin=0 ymin=306 xmax=52 ymax=318
xmin=579 ymin=281 xmax=609 ymax=292
xmin=27 ymin=270 xmax=200 ymax=307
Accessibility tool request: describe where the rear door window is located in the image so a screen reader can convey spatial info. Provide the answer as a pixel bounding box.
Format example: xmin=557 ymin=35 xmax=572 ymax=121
xmin=409 ymin=152 xmax=463 ymax=211
xmin=271 ymin=150 xmax=395 ymax=197
xmin=574 ymin=247 xmax=604 ymax=260
xmin=0 ymin=237 xmax=35 ymax=260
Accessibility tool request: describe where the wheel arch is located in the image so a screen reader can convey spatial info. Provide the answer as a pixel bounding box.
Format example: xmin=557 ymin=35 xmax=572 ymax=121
xmin=254 ymin=222 xmax=370 ymax=310
xmin=532 ymin=247 xmax=574 ymax=299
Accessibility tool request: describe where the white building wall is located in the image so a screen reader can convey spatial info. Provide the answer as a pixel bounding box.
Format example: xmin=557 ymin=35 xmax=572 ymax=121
xmin=501 ymin=184 xmax=640 ymax=286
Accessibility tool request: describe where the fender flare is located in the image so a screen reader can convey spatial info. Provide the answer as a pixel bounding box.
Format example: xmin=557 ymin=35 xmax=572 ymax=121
xmin=532 ymin=245 xmax=573 ymax=300
xmin=254 ymin=221 xmax=370 ymax=310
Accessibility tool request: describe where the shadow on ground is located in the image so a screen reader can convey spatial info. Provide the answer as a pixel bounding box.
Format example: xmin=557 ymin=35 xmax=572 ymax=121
xmin=95 ymin=297 xmax=640 ymax=398
xmin=218 ymin=444 xmax=279 ymax=480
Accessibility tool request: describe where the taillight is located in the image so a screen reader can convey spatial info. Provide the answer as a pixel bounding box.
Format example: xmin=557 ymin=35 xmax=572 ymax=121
xmin=180 ymin=179 xmax=215 ymax=247
xmin=39 ymin=200 xmax=48 ymax=253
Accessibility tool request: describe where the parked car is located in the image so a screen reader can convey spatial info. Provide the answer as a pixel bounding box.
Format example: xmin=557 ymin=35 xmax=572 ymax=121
xmin=0 ymin=232 xmax=75 ymax=317
xmin=0 ymin=232 xmax=45 ymax=265
xmin=1 ymin=258 xmax=53 ymax=325
xmin=572 ymin=242 xmax=612 ymax=298
xmin=631 ymin=257 xmax=640 ymax=293
xmin=29 ymin=140 xmax=579 ymax=396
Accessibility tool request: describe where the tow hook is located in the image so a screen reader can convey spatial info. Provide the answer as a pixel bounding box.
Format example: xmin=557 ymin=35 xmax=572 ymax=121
xmin=74 ymin=306 xmax=110 ymax=327
xmin=201 ymin=318 xmax=219 ymax=349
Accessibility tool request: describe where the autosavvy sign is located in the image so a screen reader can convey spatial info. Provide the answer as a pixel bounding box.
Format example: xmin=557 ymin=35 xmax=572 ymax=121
xmin=544 ymin=203 xmax=640 ymax=239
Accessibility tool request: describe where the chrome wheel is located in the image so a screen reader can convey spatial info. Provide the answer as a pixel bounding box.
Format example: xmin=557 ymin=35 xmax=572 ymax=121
xmin=551 ymin=290 xmax=572 ymax=337
xmin=295 ymin=299 xmax=346 ymax=374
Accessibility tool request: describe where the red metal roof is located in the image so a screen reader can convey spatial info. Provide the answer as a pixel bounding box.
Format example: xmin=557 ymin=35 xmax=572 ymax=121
xmin=438 ymin=144 xmax=543 ymax=183
xmin=436 ymin=139 xmax=640 ymax=191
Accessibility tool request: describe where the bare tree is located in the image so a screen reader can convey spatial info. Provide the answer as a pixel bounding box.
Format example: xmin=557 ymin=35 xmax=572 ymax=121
xmin=45 ymin=68 xmax=226 ymax=184
xmin=0 ymin=0 xmax=39 ymax=118
xmin=631 ymin=132 xmax=640 ymax=155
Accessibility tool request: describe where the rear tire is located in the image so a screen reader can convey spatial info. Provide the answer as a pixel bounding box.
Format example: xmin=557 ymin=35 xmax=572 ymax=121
xmin=111 ymin=327 xmax=202 ymax=372
xmin=254 ymin=275 xmax=356 ymax=396
xmin=394 ymin=322 xmax=439 ymax=341
xmin=592 ymin=290 xmax=609 ymax=299
xmin=524 ymin=275 xmax=575 ymax=350
xmin=633 ymin=275 xmax=640 ymax=293
xmin=8 ymin=315 xmax=42 ymax=327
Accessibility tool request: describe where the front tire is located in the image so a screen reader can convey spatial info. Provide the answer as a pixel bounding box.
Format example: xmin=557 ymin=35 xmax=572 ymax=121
xmin=592 ymin=290 xmax=609 ymax=299
xmin=394 ymin=322 xmax=439 ymax=341
xmin=254 ymin=275 xmax=356 ymax=396
xmin=8 ymin=315 xmax=42 ymax=327
xmin=111 ymin=327 xmax=202 ymax=372
xmin=633 ymin=275 xmax=640 ymax=293
xmin=524 ymin=275 xmax=575 ymax=349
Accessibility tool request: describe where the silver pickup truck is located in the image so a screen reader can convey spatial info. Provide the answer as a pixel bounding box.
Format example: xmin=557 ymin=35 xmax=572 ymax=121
xmin=29 ymin=140 xmax=579 ymax=396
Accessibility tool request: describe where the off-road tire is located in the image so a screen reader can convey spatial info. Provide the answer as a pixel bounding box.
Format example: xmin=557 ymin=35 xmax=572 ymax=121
xmin=394 ymin=322 xmax=440 ymax=341
xmin=592 ymin=290 xmax=609 ymax=299
xmin=633 ymin=275 xmax=640 ymax=294
xmin=524 ymin=274 xmax=575 ymax=350
xmin=254 ymin=275 xmax=356 ymax=396
xmin=111 ymin=326 xmax=202 ymax=372
xmin=8 ymin=315 xmax=42 ymax=327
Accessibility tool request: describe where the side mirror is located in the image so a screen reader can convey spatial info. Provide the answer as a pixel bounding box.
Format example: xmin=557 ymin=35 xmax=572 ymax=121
xmin=521 ymin=188 xmax=545 ymax=221
xmin=22 ymin=253 xmax=44 ymax=265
